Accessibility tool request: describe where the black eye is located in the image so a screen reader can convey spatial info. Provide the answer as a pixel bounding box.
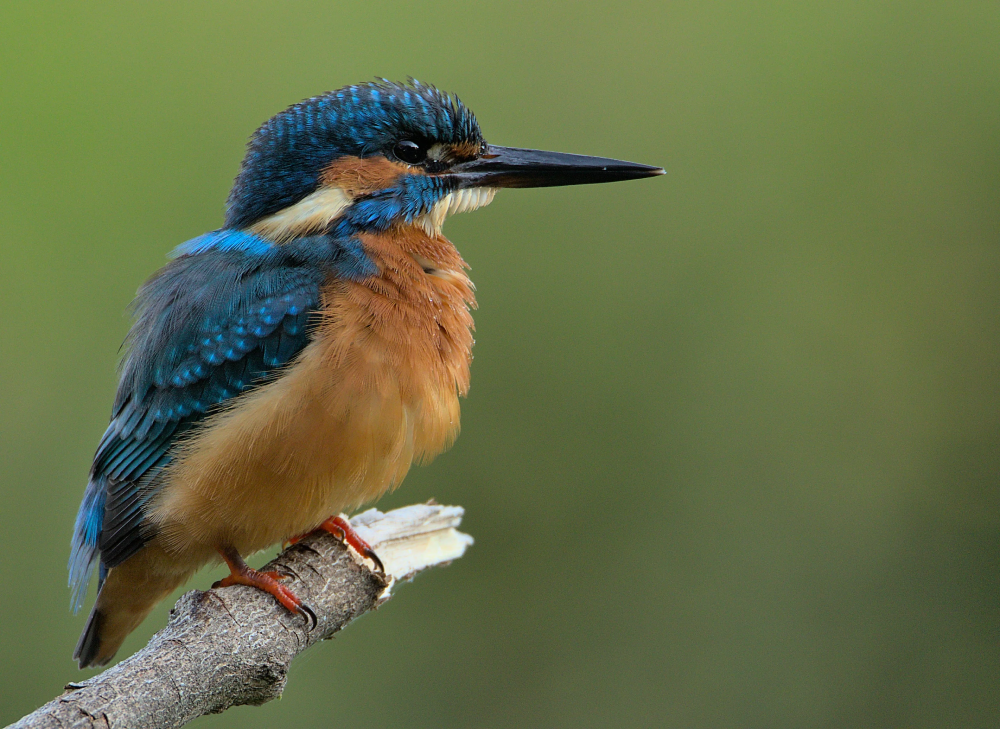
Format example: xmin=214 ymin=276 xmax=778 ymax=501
xmin=393 ymin=139 xmax=426 ymax=165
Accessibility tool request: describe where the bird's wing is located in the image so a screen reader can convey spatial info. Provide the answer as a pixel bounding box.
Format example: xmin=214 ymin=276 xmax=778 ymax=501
xmin=69 ymin=239 xmax=324 ymax=610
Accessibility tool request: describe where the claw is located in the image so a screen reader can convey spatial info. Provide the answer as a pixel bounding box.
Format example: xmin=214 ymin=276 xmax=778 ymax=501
xmin=298 ymin=602 xmax=317 ymax=630
xmin=214 ymin=546 xmax=312 ymax=625
xmin=319 ymin=515 xmax=385 ymax=573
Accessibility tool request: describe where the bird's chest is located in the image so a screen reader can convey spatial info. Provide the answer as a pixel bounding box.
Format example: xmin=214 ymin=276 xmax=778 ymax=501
xmin=293 ymin=230 xmax=475 ymax=496
xmin=311 ymin=242 xmax=476 ymax=480
xmin=155 ymin=231 xmax=474 ymax=556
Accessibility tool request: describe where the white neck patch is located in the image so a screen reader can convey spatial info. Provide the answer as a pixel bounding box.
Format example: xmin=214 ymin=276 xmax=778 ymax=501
xmin=249 ymin=186 xmax=352 ymax=243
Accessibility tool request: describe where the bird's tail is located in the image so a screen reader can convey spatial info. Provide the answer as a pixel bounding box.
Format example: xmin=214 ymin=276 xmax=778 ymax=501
xmin=74 ymin=545 xmax=193 ymax=669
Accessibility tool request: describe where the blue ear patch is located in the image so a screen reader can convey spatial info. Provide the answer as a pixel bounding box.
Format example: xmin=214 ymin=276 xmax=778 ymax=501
xmin=333 ymin=174 xmax=456 ymax=235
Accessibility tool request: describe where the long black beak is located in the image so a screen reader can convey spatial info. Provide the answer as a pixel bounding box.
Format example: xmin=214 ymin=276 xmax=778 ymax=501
xmin=449 ymin=145 xmax=664 ymax=189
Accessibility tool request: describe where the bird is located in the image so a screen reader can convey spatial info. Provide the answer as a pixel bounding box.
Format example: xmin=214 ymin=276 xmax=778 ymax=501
xmin=68 ymin=78 xmax=663 ymax=668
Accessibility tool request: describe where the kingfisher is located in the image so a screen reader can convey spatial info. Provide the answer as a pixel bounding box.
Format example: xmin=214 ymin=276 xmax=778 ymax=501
xmin=68 ymin=79 xmax=662 ymax=668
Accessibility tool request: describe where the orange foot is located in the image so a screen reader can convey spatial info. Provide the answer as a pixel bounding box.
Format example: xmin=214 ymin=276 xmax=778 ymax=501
xmin=213 ymin=546 xmax=316 ymax=629
xmin=319 ymin=516 xmax=385 ymax=574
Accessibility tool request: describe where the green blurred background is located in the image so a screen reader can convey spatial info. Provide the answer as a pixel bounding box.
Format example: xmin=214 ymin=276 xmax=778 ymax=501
xmin=2 ymin=2 xmax=998 ymax=726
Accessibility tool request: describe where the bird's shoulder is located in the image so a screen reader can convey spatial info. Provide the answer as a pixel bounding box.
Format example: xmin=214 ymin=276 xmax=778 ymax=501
xmin=90 ymin=230 xmax=347 ymax=567
xmin=109 ymin=234 xmax=324 ymax=449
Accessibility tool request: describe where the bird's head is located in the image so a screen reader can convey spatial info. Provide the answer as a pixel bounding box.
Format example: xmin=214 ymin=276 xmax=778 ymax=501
xmin=224 ymin=79 xmax=662 ymax=244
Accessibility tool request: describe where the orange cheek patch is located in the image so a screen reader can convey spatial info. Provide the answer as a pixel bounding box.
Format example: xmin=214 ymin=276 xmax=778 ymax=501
xmin=322 ymin=155 xmax=422 ymax=196
xmin=448 ymin=140 xmax=483 ymax=160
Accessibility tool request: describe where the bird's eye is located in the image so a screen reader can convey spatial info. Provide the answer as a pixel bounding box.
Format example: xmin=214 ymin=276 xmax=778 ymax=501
xmin=393 ymin=139 xmax=427 ymax=165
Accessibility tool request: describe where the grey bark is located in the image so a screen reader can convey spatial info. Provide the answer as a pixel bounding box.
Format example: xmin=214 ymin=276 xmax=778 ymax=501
xmin=10 ymin=503 xmax=472 ymax=729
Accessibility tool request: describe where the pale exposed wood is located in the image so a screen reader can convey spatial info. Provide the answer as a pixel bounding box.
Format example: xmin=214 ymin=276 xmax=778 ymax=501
xmin=9 ymin=503 xmax=472 ymax=729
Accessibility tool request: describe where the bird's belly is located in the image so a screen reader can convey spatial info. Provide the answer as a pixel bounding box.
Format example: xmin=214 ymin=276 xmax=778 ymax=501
xmin=150 ymin=272 xmax=472 ymax=561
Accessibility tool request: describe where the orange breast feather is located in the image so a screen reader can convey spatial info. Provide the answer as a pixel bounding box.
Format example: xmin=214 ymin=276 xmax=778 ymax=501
xmin=149 ymin=227 xmax=475 ymax=560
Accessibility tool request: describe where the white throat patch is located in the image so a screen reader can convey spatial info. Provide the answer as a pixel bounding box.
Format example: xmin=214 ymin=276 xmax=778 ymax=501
xmin=416 ymin=187 xmax=497 ymax=237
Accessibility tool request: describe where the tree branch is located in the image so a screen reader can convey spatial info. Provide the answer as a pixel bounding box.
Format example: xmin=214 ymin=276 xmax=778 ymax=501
xmin=10 ymin=503 xmax=472 ymax=729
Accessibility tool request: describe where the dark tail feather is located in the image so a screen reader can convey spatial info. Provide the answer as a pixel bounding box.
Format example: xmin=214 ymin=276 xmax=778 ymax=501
xmin=71 ymin=547 xmax=193 ymax=669
xmin=73 ymin=606 xmax=106 ymax=668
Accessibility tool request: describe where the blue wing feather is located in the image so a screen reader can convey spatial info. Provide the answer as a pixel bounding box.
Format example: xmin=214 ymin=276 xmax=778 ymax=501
xmin=69 ymin=475 xmax=107 ymax=613
xmin=68 ymin=232 xmax=331 ymax=610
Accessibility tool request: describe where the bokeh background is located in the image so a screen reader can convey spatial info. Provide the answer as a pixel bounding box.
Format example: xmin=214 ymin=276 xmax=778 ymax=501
xmin=2 ymin=2 xmax=998 ymax=727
